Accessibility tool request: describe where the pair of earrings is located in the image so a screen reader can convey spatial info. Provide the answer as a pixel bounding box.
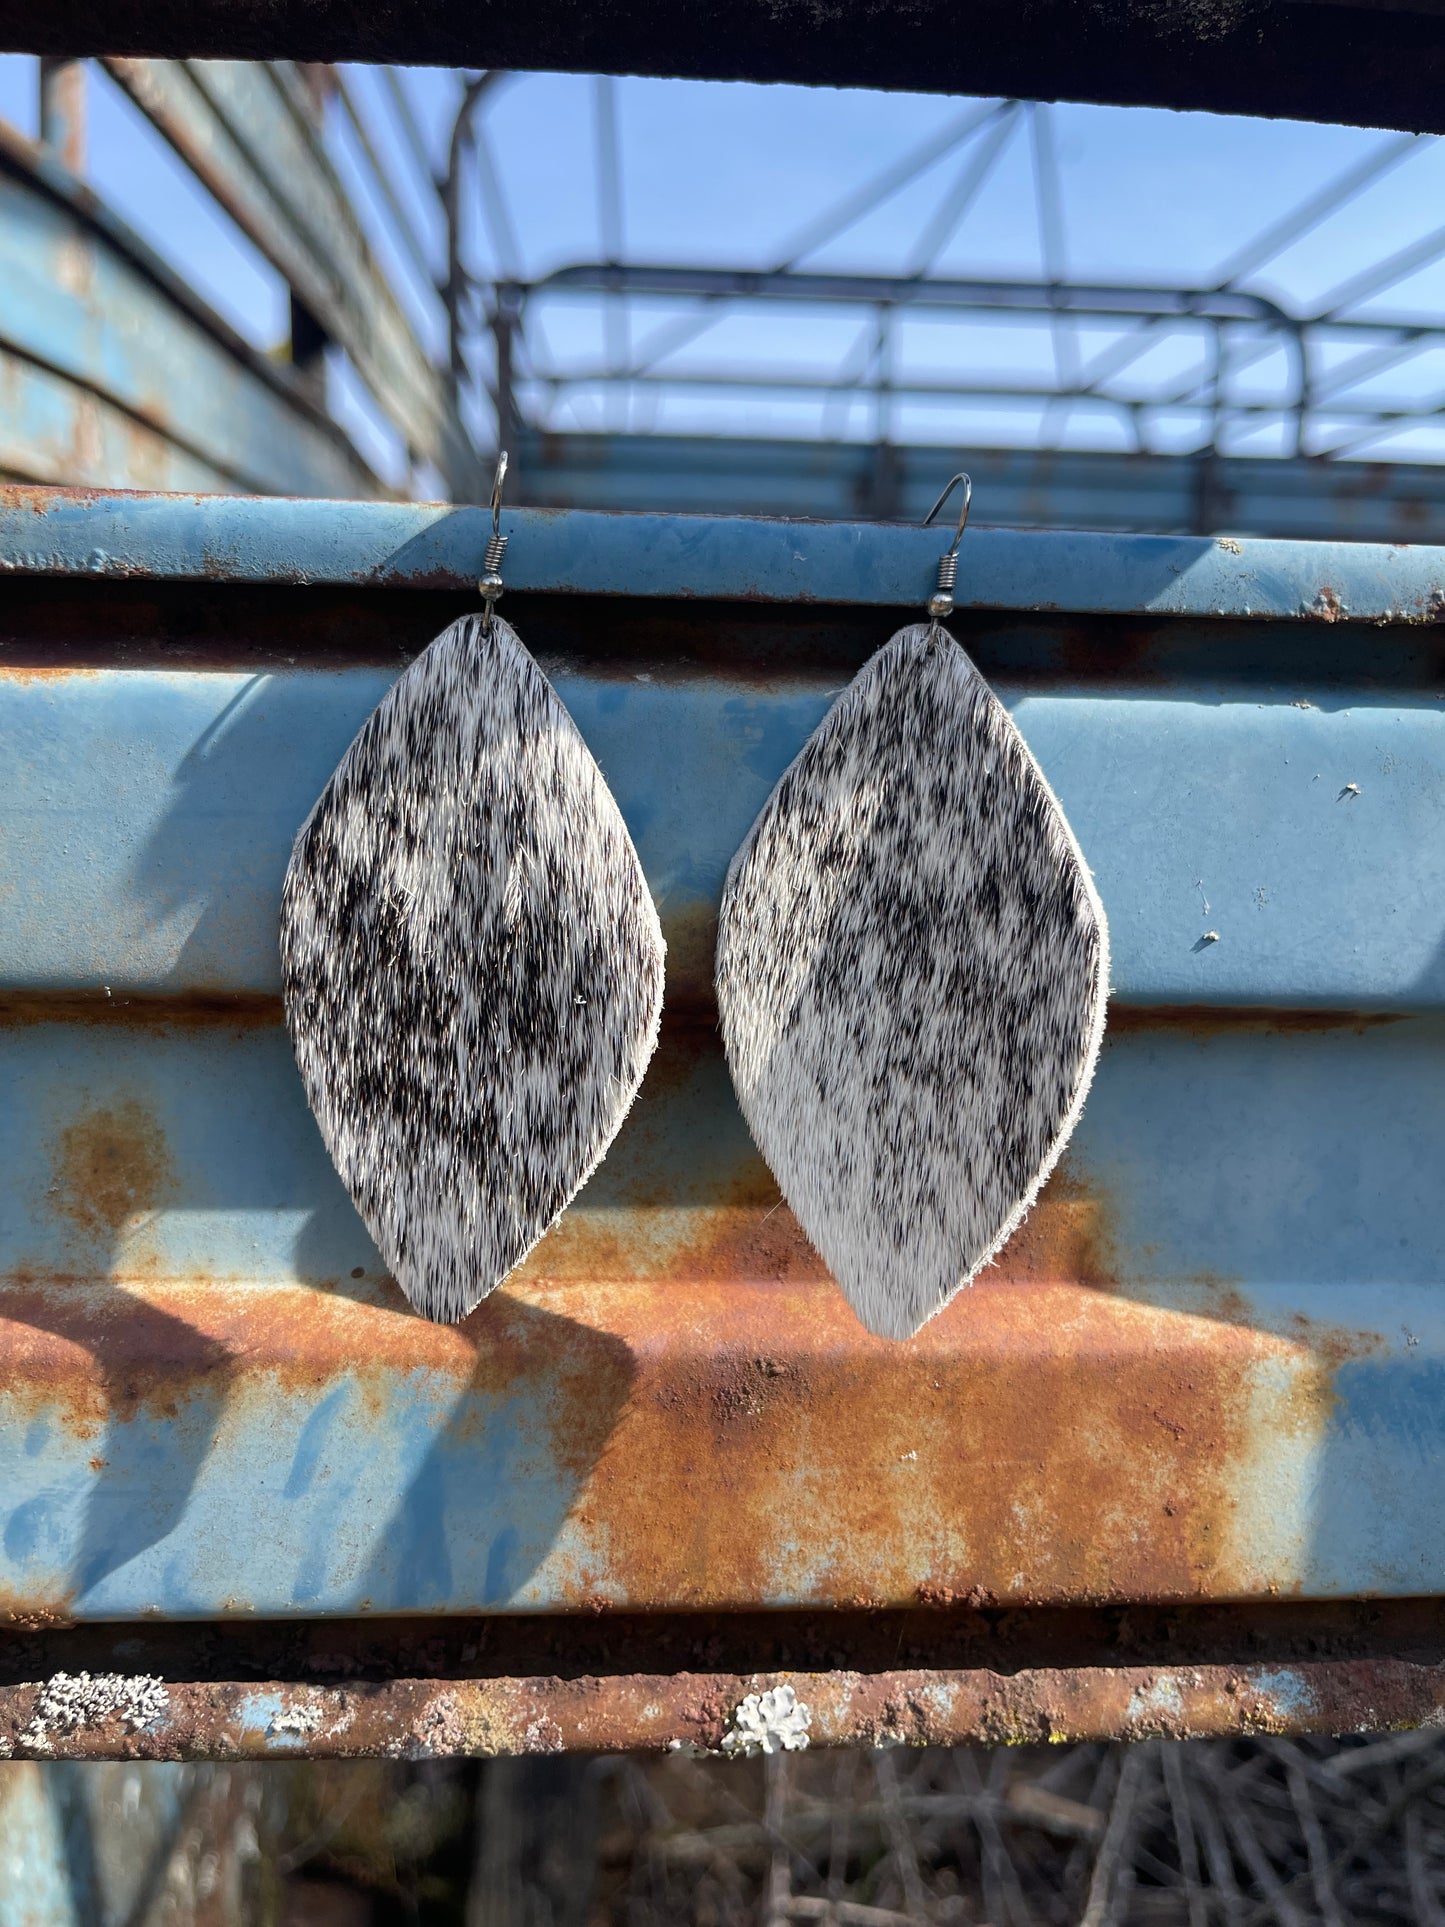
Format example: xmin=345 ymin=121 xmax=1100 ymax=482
xmin=280 ymin=462 xmax=1109 ymax=1341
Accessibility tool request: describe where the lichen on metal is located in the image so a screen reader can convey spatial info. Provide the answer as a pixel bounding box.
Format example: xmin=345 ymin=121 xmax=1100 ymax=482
xmin=18 ymin=1672 xmax=169 ymax=1752
xmin=722 ymin=1685 xmax=812 ymax=1757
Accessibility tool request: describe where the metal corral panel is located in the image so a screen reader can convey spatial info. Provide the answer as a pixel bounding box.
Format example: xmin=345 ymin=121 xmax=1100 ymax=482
xmin=2 ymin=486 xmax=1445 ymax=1752
xmin=0 ymin=129 xmax=380 ymax=498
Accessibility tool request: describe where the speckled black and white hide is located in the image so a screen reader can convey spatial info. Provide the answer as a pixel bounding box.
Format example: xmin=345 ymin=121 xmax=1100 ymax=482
xmin=281 ymin=613 xmax=664 ymax=1324
xmin=715 ymin=622 xmax=1108 ymax=1341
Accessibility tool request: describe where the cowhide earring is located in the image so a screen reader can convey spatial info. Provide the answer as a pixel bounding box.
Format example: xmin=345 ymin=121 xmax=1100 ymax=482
xmin=715 ymin=475 xmax=1109 ymax=1340
xmin=281 ymin=454 xmax=664 ymax=1323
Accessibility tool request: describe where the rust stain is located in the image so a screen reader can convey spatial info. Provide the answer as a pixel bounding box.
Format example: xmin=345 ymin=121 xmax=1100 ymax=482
xmin=1312 ymin=586 xmax=1344 ymax=622
xmin=1285 ymin=1307 xmax=1386 ymax=1374
xmin=990 ymin=1158 xmax=1116 ymax=1286
xmin=0 ymin=1283 xmax=238 ymax=1433
xmin=512 ymin=1270 xmax=1334 ymax=1612
xmin=0 ymin=1267 xmax=1365 ymax=1612
xmin=0 ymin=1581 xmax=77 ymax=1630
xmin=51 ymin=1100 xmax=177 ymax=1245
xmin=0 ymin=664 xmax=101 ymax=684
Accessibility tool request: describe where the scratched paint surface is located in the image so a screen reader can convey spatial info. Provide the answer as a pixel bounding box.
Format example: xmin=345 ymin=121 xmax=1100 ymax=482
xmin=0 ymin=496 xmax=1443 ymax=1627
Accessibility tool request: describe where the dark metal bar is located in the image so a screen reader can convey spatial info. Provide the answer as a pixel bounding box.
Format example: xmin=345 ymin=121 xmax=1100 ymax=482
xmin=0 ymin=0 xmax=1441 ymax=137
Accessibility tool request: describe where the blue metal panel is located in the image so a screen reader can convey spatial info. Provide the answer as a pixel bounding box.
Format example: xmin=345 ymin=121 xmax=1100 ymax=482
xmin=4 ymin=490 xmax=1445 ymax=619
xmin=1 ymin=669 xmax=1443 ymax=1011
xmin=103 ymin=59 xmax=443 ymax=460
xmin=1 ymin=490 xmax=1444 ymax=1635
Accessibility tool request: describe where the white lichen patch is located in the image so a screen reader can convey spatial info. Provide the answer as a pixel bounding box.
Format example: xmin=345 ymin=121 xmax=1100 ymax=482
xmin=22 ymin=1671 xmax=169 ymax=1749
xmin=722 ymin=1684 xmax=811 ymax=1758
xmin=269 ymin=1700 xmax=323 ymax=1739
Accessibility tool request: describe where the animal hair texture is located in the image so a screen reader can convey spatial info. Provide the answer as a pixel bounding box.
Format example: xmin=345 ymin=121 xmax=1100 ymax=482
xmin=716 ymin=622 xmax=1109 ymax=1340
xmin=281 ymin=613 xmax=665 ymax=1323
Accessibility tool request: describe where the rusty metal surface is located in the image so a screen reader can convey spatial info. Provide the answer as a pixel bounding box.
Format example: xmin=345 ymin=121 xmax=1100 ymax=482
xmin=1 ymin=1658 xmax=1443 ymax=1760
xmin=0 ymin=348 xmax=239 ymax=492
xmin=0 ymin=995 xmax=1438 ymax=1617
xmin=0 ymin=0 xmax=1438 ymax=138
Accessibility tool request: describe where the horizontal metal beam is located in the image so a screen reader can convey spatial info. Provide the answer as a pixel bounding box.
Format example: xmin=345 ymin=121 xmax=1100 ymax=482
xmin=4 ymin=486 xmax=1444 ymax=619
xmin=523 ymin=367 xmax=1433 ymax=435
xmin=0 ymin=0 xmax=1439 ymax=136
xmin=3 ymin=666 xmax=1444 ymax=1012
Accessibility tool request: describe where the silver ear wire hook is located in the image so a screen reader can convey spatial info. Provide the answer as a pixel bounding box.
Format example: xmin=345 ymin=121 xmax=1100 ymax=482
xmin=922 ymin=471 xmax=972 ymax=623
xmin=480 ymin=449 xmax=509 ymax=617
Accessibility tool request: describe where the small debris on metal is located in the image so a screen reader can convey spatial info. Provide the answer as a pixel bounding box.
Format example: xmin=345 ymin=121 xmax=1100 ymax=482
xmin=722 ymin=1684 xmax=812 ymax=1757
xmin=1340 ymin=782 xmax=1361 ymax=799
xmin=1201 ymin=931 xmax=1220 ymax=944
xmin=23 ymin=1671 xmax=168 ymax=1748
xmin=1217 ymin=538 xmax=1243 ymax=554
xmin=1311 ymin=587 xmax=1344 ymax=621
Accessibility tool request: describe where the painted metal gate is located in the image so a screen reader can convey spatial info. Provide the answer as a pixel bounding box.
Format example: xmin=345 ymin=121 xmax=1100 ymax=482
xmin=1 ymin=484 xmax=1444 ymax=1756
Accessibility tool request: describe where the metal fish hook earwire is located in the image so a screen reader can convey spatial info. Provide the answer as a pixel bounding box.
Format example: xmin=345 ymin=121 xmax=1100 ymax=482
xmin=923 ymin=471 xmax=972 ymax=626
xmin=480 ymin=448 xmax=509 ymax=627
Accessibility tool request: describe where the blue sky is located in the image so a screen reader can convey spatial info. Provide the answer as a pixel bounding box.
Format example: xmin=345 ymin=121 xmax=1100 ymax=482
xmin=3 ymin=57 xmax=1444 ymax=486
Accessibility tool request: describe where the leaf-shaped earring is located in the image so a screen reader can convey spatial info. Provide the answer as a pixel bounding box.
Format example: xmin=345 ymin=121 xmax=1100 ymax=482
xmin=716 ymin=475 xmax=1109 ymax=1340
xmin=281 ymin=454 xmax=665 ymax=1323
